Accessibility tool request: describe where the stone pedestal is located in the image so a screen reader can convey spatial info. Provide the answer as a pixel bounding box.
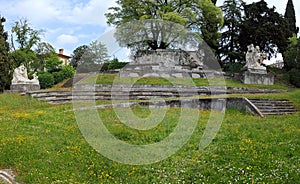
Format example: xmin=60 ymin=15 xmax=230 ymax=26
xmin=11 ymin=83 xmax=40 ymax=93
xmin=242 ymin=70 xmax=274 ymax=85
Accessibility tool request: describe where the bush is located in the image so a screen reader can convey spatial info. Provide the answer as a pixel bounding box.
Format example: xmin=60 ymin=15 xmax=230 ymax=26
xmin=52 ymin=72 xmax=65 ymax=84
xmin=100 ymin=62 xmax=109 ymax=72
xmin=38 ymin=72 xmax=54 ymax=89
xmin=61 ymin=65 xmax=75 ymax=79
xmin=288 ymin=68 xmax=300 ymax=87
xmin=108 ymin=59 xmax=128 ymax=70
xmin=52 ymin=65 xmax=75 ymax=84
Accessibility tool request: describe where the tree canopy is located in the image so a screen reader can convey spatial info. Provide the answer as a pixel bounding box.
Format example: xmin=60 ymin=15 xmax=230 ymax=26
xmin=11 ymin=18 xmax=43 ymax=51
xmin=105 ymin=0 xmax=223 ymax=52
xmin=284 ymin=0 xmax=299 ymax=36
xmin=0 ymin=16 xmax=12 ymax=92
xmin=70 ymin=41 xmax=110 ymax=72
xmin=219 ymin=0 xmax=245 ymax=65
xmin=239 ymin=0 xmax=291 ymax=59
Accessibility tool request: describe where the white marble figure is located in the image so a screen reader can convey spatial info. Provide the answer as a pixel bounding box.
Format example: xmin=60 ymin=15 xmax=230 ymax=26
xmin=11 ymin=64 xmax=39 ymax=85
xmin=244 ymin=44 xmax=266 ymax=71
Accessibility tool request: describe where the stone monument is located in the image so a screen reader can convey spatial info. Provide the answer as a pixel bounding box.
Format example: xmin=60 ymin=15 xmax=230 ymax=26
xmin=119 ymin=49 xmax=225 ymax=78
xmin=11 ymin=64 xmax=40 ymax=93
xmin=241 ymin=44 xmax=274 ymax=85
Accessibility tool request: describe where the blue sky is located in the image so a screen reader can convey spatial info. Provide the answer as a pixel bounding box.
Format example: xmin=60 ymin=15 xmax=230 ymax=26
xmin=1 ymin=0 xmax=299 ymax=62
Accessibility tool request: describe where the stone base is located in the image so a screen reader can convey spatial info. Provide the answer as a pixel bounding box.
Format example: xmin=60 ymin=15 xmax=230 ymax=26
xmin=11 ymin=83 xmax=40 ymax=93
xmin=242 ymin=71 xmax=274 ymax=85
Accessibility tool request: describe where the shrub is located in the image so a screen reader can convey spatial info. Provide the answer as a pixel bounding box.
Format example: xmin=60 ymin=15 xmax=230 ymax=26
xmin=108 ymin=58 xmax=128 ymax=70
xmin=52 ymin=71 xmax=65 ymax=84
xmin=61 ymin=65 xmax=75 ymax=79
xmin=288 ymin=68 xmax=300 ymax=87
xmin=38 ymin=72 xmax=54 ymax=89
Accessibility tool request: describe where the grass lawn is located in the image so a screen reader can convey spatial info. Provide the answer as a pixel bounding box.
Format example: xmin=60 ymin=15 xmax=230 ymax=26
xmin=78 ymin=74 xmax=288 ymax=90
xmin=0 ymin=90 xmax=299 ymax=183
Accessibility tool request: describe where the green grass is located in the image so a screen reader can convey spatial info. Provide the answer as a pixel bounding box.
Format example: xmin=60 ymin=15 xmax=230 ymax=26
xmin=79 ymin=74 xmax=288 ymax=90
xmin=0 ymin=90 xmax=299 ymax=183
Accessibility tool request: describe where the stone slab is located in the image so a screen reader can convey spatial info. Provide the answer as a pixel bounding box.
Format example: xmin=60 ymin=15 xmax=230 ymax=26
xmin=242 ymin=71 xmax=274 ymax=85
xmin=11 ymin=83 xmax=40 ymax=93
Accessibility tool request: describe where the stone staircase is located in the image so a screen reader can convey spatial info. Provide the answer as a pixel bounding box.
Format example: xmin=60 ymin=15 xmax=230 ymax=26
xmin=248 ymin=98 xmax=297 ymax=116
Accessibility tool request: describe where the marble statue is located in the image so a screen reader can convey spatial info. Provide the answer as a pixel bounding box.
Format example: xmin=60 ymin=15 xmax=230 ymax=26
xmin=11 ymin=64 xmax=39 ymax=85
xmin=244 ymin=44 xmax=266 ymax=71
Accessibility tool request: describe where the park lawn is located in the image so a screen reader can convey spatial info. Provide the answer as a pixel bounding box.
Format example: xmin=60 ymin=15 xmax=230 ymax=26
xmin=79 ymin=73 xmax=288 ymax=90
xmin=0 ymin=90 xmax=299 ymax=183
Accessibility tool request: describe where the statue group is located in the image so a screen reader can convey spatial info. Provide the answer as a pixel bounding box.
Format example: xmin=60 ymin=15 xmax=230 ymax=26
xmin=243 ymin=44 xmax=266 ymax=72
xmin=11 ymin=64 xmax=40 ymax=92
xmin=241 ymin=44 xmax=274 ymax=85
xmin=11 ymin=64 xmax=39 ymax=85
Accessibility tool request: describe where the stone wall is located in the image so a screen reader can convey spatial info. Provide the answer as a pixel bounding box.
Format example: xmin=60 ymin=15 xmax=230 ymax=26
xmin=118 ymin=49 xmax=224 ymax=78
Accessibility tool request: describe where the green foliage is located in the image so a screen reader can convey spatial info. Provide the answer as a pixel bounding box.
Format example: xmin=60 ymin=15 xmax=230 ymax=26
xmin=222 ymin=62 xmax=244 ymax=73
xmin=108 ymin=58 xmax=128 ymax=70
xmin=105 ymin=0 xmax=223 ymax=51
xmin=52 ymin=65 xmax=75 ymax=84
xmin=9 ymin=49 xmax=38 ymax=70
xmin=35 ymin=42 xmax=55 ymax=71
xmin=37 ymin=72 xmax=54 ymax=89
xmin=0 ymin=16 xmax=12 ymax=92
xmin=219 ymin=0 xmax=245 ymax=64
xmin=284 ymin=0 xmax=299 ymax=36
xmin=200 ymin=0 xmax=224 ymax=50
xmin=52 ymin=71 xmax=64 ymax=84
xmin=239 ymin=0 xmax=291 ymax=59
xmin=70 ymin=45 xmax=89 ymax=68
xmin=11 ymin=18 xmax=43 ymax=50
xmin=45 ymin=52 xmax=62 ymax=73
xmin=71 ymin=41 xmax=109 ymax=72
xmin=283 ymin=36 xmax=300 ymax=87
xmin=288 ymin=69 xmax=300 ymax=87
xmin=88 ymin=40 xmax=110 ymax=64
xmin=61 ymin=65 xmax=75 ymax=79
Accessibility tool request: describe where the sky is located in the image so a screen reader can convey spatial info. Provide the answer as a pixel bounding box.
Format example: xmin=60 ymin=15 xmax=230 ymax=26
xmin=0 ymin=0 xmax=299 ymax=62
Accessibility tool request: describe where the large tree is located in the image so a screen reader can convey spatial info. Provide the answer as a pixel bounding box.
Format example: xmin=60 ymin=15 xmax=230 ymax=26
xmin=239 ymin=0 xmax=291 ymax=59
xmin=0 ymin=16 xmax=12 ymax=92
xmin=219 ymin=0 xmax=245 ymax=65
xmin=11 ymin=18 xmax=43 ymax=51
xmin=70 ymin=41 xmax=110 ymax=72
xmin=284 ymin=0 xmax=299 ymax=36
xmin=10 ymin=19 xmax=44 ymax=70
xmin=105 ymin=0 xmax=223 ymax=52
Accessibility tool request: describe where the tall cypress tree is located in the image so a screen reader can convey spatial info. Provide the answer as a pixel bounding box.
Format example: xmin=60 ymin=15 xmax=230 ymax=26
xmin=284 ymin=0 xmax=299 ymax=36
xmin=0 ymin=16 xmax=11 ymax=92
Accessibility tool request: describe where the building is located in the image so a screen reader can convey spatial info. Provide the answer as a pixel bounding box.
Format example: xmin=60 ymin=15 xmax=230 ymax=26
xmin=57 ymin=48 xmax=71 ymax=65
xmin=269 ymin=60 xmax=284 ymax=69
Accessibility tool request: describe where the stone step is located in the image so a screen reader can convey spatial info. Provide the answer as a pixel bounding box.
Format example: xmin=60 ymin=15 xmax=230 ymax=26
xmin=248 ymin=98 xmax=297 ymax=116
xmin=259 ymin=109 xmax=297 ymax=113
xmin=261 ymin=111 xmax=296 ymax=115
xmin=253 ymin=105 xmax=295 ymax=109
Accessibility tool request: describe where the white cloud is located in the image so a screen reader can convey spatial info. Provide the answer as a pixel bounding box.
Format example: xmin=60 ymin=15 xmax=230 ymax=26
xmin=61 ymin=0 xmax=117 ymax=26
xmin=1 ymin=0 xmax=116 ymax=26
xmin=56 ymin=34 xmax=79 ymax=45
